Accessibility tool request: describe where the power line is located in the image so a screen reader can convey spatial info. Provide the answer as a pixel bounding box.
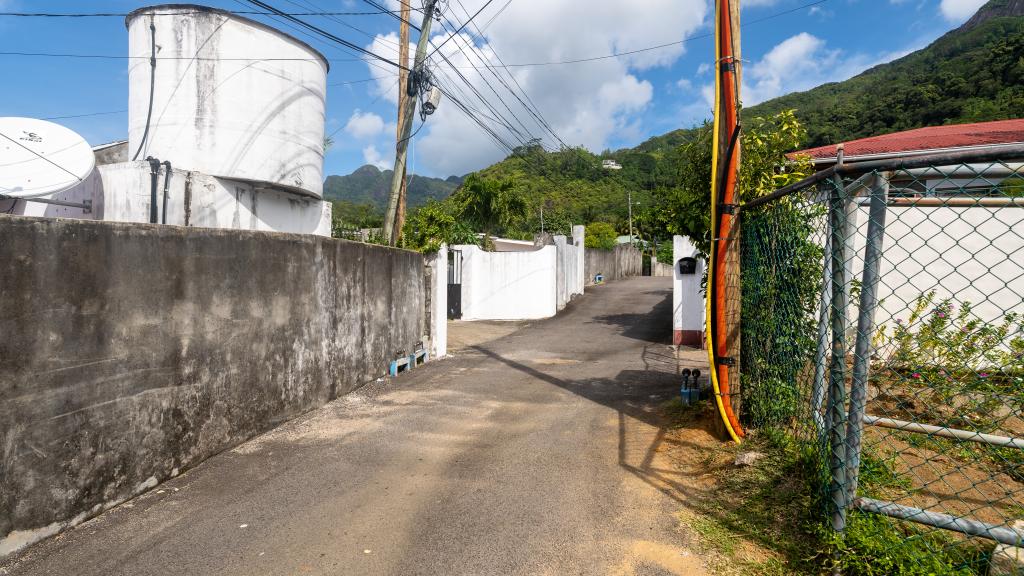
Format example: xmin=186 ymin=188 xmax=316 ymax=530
xmin=0 ymin=10 xmax=409 ymax=17
xmin=427 ymin=0 xmax=497 ymax=58
xmin=455 ymin=0 xmax=830 ymax=68
xmin=447 ymin=0 xmax=568 ymax=150
xmin=358 ymin=0 xmax=420 ymax=32
xmin=241 ymin=0 xmax=407 ymax=70
xmin=0 ymin=50 xmax=361 ymax=62
xmin=42 ymin=110 xmax=127 ymax=120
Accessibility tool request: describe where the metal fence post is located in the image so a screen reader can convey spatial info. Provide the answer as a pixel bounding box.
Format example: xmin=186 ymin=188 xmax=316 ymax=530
xmin=844 ymin=172 xmax=888 ymax=502
xmin=813 ymin=183 xmax=833 ymax=437
xmin=827 ymin=177 xmax=850 ymax=535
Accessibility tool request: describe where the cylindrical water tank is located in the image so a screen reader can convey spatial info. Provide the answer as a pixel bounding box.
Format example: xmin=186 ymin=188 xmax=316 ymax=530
xmin=126 ymin=5 xmax=328 ymax=197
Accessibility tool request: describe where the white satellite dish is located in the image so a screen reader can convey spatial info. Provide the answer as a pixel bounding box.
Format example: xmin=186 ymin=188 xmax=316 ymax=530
xmin=0 ymin=117 xmax=95 ymax=199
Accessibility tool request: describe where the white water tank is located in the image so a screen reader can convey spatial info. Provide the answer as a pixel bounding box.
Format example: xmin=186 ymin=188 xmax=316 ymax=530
xmin=126 ymin=5 xmax=328 ymax=197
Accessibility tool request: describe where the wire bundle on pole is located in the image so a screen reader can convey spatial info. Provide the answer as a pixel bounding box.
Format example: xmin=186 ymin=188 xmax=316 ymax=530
xmin=707 ymin=0 xmax=745 ymax=444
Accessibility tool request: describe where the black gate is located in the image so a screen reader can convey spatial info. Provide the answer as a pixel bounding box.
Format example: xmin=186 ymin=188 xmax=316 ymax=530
xmin=447 ymin=249 xmax=463 ymax=319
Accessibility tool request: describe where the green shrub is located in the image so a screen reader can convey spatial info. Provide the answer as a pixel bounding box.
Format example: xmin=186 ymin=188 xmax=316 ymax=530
xmin=584 ymin=222 xmax=618 ymax=250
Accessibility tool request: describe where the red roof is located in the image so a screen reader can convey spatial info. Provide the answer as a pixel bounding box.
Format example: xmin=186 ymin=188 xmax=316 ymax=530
xmin=793 ymin=119 xmax=1024 ymax=161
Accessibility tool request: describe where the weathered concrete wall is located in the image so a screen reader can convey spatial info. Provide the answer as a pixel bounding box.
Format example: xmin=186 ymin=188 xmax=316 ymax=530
xmin=672 ymin=235 xmax=705 ymax=347
xmin=456 ymin=244 xmax=557 ymax=320
xmin=584 ymin=244 xmax=642 ymax=285
xmin=653 ymin=261 xmax=674 ymax=277
xmin=0 ymin=216 xmax=425 ymax=554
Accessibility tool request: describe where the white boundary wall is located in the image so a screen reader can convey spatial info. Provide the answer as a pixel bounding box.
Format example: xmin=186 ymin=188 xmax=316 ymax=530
xmin=455 ymin=236 xmax=585 ymax=321
xmin=457 ymin=244 xmax=557 ymax=320
xmin=673 ymin=235 xmax=705 ymax=347
xmin=427 ymin=244 xmax=448 ymax=359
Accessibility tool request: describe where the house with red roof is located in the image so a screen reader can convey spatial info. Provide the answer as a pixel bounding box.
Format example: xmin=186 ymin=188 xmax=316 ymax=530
xmin=794 ymin=119 xmax=1024 ymax=167
xmin=790 ymin=119 xmax=1024 ymax=198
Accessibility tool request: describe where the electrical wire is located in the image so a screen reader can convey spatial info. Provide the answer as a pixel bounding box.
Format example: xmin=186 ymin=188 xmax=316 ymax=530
xmin=451 ymin=0 xmax=829 ymax=69
xmin=0 ymin=10 xmax=410 ymax=17
xmin=42 ymin=110 xmax=128 ymax=120
xmin=0 ymin=51 xmax=362 ymax=62
xmin=242 ymin=0 xmax=408 ymax=70
xmin=427 ymin=0 xmax=496 ymax=58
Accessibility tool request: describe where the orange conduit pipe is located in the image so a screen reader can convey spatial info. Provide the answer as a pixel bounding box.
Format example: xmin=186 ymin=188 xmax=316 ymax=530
xmin=706 ymin=0 xmax=745 ymax=443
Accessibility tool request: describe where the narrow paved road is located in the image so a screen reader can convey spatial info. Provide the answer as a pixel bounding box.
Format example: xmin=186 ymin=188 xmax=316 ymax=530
xmin=2 ymin=277 xmax=706 ymax=576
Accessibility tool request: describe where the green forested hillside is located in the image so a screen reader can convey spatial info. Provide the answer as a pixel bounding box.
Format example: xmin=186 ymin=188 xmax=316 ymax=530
xmin=748 ymin=2 xmax=1024 ymax=147
xmin=323 ymin=165 xmax=462 ymax=209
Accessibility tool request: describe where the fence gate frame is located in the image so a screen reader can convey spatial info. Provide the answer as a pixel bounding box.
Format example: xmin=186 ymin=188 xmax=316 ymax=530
xmin=737 ymin=143 xmax=1024 ymax=569
xmin=447 ymin=248 xmax=463 ymax=320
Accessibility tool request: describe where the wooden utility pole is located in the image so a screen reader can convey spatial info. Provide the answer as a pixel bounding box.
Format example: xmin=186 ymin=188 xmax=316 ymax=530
xmin=393 ymin=0 xmax=411 ymax=243
xmin=383 ymin=0 xmax=437 ymax=245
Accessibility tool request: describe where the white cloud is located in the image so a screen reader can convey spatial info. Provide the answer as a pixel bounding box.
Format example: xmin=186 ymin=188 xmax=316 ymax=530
xmin=344 ymin=110 xmax=386 ymax=139
xmin=743 ymin=33 xmax=840 ymax=105
xmin=939 ymin=0 xmax=987 ymax=22
xmin=677 ymin=31 xmax=920 ymax=125
xmin=365 ymin=0 xmax=707 ymax=176
xmin=362 ymin=144 xmax=391 ymax=170
xmin=676 ymin=78 xmax=693 ymax=92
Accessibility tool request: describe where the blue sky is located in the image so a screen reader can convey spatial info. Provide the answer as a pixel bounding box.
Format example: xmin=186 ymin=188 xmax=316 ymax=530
xmin=0 ymin=0 xmax=988 ymax=178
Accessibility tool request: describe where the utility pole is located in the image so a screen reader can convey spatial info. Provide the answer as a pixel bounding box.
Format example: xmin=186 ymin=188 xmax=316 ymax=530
xmin=383 ymin=0 xmax=437 ymax=245
xmin=627 ymin=188 xmax=633 ymax=245
xmin=393 ymin=0 xmax=411 ymax=243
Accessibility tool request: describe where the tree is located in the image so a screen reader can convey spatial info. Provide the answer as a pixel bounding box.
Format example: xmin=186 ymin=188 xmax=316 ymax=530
xmin=455 ymin=175 xmax=528 ymax=247
xmin=401 ymin=200 xmax=477 ymax=253
xmin=585 ymin=222 xmax=617 ymax=250
xmin=648 ymin=110 xmax=812 ymax=255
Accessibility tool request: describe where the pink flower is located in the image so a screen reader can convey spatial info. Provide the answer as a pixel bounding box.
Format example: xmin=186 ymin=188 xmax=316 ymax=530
xmin=979 ymin=373 xmax=989 ymax=378
xmin=912 ymin=372 xmax=921 ymax=379
xmin=938 ymin=312 xmax=946 ymax=318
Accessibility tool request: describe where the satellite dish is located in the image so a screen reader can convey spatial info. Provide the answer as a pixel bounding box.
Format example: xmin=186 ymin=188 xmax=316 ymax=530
xmin=0 ymin=117 xmax=95 ymax=199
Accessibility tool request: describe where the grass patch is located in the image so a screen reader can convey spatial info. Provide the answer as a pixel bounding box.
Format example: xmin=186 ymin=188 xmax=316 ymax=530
xmin=659 ymin=402 xmax=997 ymax=575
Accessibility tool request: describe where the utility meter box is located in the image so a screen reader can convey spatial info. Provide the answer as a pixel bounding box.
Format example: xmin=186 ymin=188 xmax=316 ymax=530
xmin=678 ymin=257 xmax=697 ymax=275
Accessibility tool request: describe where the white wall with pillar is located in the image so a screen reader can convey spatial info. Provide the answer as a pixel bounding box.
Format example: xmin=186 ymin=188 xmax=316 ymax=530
xmin=673 ymin=235 xmax=705 ymax=347
xmin=455 ymin=244 xmax=558 ymax=320
xmin=427 ymin=244 xmax=448 ymax=359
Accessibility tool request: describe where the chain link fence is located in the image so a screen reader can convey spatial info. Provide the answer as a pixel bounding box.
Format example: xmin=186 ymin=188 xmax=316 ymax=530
xmin=737 ymin=146 xmax=1024 ymax=574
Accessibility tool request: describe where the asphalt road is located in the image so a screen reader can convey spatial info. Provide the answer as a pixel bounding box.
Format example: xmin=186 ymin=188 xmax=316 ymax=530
xmin=2 ymin=276 xmax=705 ymax=576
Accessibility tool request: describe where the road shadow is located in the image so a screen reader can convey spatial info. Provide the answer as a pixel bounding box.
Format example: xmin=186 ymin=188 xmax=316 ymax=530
xmin=586 ymin=290 xmax=674 ymax=344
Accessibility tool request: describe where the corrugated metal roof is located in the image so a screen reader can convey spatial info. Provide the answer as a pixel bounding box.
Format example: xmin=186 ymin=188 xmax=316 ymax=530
xmin=792 ymin=119 xmax=1024 ymax=161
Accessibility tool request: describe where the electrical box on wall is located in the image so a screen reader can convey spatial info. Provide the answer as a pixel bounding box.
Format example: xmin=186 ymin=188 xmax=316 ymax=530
xmin=678 ymin=257 xmax=697 ymax=275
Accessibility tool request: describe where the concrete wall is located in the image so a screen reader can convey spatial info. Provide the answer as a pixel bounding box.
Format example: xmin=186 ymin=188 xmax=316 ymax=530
xmin=584 ymin=244 xmax=642 ymax=285
xmin=673 ymin=235 xmax=705 ymax=347
xmin=554 ymin=235 xmax=584 ymax=312
xmin=455 ymin=244 xmax=558 ymax=320
xmin=426 ymin=244 xmax=448 ymax=360
xmin=653 ymin=261 xmax=673 ymax=277
xmin=0 ymin=216 xmax=425 ymax=555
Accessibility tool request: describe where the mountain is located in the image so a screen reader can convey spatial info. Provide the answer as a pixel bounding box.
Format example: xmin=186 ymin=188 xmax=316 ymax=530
xmin=632 ymin=0 xmax=1024 ymax=154
xmin=323 ymin=165 xmax=463 ymax=209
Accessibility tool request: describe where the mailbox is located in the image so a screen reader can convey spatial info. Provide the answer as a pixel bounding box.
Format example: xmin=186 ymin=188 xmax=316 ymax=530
xmin=678 ymin=257 xmax=697 ymax=275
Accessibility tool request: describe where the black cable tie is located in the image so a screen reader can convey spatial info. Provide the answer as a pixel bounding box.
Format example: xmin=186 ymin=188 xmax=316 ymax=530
xmin=716 ymin=356 xmax=736 ymax=366
xmin=719 ymin=203 xmax=738 ymax=214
